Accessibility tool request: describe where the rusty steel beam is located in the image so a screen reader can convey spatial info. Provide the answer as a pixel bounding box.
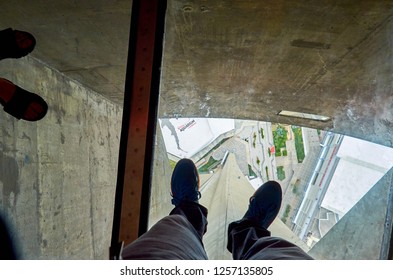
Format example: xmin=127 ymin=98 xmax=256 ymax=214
xmin=110 ymin=0 xmax=167 ymax=259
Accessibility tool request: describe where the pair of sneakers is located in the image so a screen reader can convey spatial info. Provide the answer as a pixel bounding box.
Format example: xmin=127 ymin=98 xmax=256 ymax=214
xmin=170 ymin=158 xmax=282 ymax=229
xmin=0 ymin=28 xmax=48 ymax=122
xmin=0 ymin=28 xmax=36 ymax=60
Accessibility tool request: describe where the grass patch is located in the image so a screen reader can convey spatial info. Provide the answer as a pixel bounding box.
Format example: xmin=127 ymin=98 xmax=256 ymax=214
xmin=169 ymin=159 xmax=177 ymax=170
xmin=273 ymin=125 xmax=288 ymax=156
xmin=292 ymin=126 xmax=305 ymax=163
xmin=276 ymin=148 xmax=287 ymax=157
xmin=292 ymin=185 xmax=298 ymax=194
xmin=260 ymin=128 xmax=265 ymax=139
xmin=265 ymin=166 xmax=269 ymax=180
xmin=281 ymin=204 xmax=291 ymax=224
xmin=292 ymin=179 xmax=300 ymax=194
xmin=198 ymin=156 xmax=219 ymax=173
xmin=277 ymin=166 xmax=286 ymax=181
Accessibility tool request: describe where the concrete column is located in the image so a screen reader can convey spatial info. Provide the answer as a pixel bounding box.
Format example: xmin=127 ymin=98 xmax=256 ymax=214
xmin=0 ymin=57 xmax=122 ymax=259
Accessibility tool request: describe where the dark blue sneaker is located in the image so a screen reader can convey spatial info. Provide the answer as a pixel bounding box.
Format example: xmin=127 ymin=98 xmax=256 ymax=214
xmin=243 ymin=181 xmax=282 ymax=229
xmin=171 ymin=158 xmax=201 ymax=206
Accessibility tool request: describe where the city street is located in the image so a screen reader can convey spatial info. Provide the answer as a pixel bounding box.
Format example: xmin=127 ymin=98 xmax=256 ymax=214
xmin=293 ymin=133 xmax=343 ymax=240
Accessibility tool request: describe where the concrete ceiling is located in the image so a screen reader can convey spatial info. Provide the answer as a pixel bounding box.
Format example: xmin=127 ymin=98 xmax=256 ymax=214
xmin=1 ymin=0 xmax=393 ymax=146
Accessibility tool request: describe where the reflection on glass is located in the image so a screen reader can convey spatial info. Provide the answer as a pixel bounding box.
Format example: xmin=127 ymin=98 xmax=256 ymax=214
xmin=158 ymin=118 xmax=393 ymax=251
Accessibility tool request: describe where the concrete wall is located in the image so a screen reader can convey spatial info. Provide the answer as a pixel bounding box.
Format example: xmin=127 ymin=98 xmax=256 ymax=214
xmin=149 ymin=125 xmax=173 ymax=228
xmin=0 ymin=57 xmax=122 ymax=259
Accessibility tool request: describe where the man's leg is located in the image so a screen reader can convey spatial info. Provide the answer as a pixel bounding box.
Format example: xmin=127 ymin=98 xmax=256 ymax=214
xmin=227 ymin=218 xmax=313 ymax=260
xmin=227 ymin=181 xmax=313 ymax=260
xmin=122 ymin=201 xmax=208 ymax=260
xmin=122 ymin=159 xmax=208 ymax=260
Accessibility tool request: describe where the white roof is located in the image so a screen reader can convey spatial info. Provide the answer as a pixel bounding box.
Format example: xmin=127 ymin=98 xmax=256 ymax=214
xmin=159 ymin=118 xmax=234 ymax=158
xmin=321 ymin=136 xmax=393 ymax=217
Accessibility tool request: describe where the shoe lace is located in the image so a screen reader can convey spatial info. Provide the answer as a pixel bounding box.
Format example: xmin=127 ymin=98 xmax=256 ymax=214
xmin=171 ymin=186 xmax=201 ymax=206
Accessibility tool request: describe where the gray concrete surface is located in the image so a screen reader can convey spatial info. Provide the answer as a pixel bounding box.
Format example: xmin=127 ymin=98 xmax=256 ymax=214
xmin=0 ymin=0 xmax=130 ymax=104
xmin=149 ymin=125 xmax=173 ymax=227
xmin=2 ymin=1 xmax=393 ymax=146
xmin=0 ymin=57 xmax=122 ymax=259
xmin=161 ymin=0 xmax=393 ymax=148
xmin=1 ymin=0 xmax=393 ymax=259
